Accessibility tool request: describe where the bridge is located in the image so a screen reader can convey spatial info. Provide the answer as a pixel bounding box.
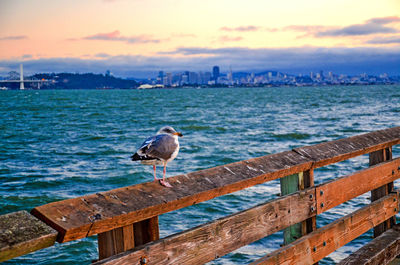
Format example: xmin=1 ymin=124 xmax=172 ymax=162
xmin=0 ymin=64 xmax=51 ymax=89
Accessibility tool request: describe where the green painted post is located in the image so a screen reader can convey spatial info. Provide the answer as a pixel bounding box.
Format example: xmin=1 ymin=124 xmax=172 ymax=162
xmin=280 ymin=172 xmax=303 ymax=245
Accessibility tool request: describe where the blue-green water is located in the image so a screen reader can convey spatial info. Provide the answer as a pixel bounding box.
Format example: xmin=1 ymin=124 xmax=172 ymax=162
xmin=1 ymin=85 xmax=399 ymax=264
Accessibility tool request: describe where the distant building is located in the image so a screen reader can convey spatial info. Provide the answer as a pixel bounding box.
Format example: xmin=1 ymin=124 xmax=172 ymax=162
xmin=163 ymin=72 xmax=172 ymax=86
xmin=212 ymin=66 xmax=220 ymax=83
xmin=189 ymin=72 xmax=198 ymax=84
xmin=203 ymin=72 xmax=212 ymax=84
xmin=157 ymin=71 xmax=164 ymax=84
xmin=181 ymin=72 xmax=188 ymax=85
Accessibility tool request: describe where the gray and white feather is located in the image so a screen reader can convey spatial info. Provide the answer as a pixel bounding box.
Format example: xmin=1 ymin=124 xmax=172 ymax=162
xmin=131 ymin=126 xmax=183 ymax=187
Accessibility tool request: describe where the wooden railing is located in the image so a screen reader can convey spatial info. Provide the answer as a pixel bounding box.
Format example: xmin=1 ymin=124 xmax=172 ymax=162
xmin=1 ymin=127 xmax=400 ymax=264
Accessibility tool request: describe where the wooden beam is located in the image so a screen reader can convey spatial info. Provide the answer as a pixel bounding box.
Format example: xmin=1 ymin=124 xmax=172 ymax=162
xmin=250 ymin=193 xmax=399 ymax=265
xmin=30 ymin=127 xmax=400 ymax=243
xmin=293 ymin=126 xmax=400 ymax=168
xmin=93 ymin=188 xmax=316 ymax=265
xmin=370 ymin=147 xmax=395 ymax=237
xmin=0 ymin=211 xmax=57 ymax=262
xmin=31 ymin=151 xmax=313 ymax=243
xmin=97 ymin=216 xmax=159 ymax=260
xmin=280 ymin=170 xmax=317 ymax=245
xmin=316 ymin=158 xmax=400 ymax=214
xmin=280 ymin=173 xmax=303 ymax=244
xmin=338 ymin=225 xmax=400 ymax=265
xmin=301 ymin=170 xmax=316 ymax=236
xmin=98 ymin=224 xmax=135 ymax=260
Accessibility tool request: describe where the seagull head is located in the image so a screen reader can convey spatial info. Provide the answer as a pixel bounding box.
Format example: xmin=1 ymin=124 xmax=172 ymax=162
xmin=157 ymin=126 xmax=183 ymax=137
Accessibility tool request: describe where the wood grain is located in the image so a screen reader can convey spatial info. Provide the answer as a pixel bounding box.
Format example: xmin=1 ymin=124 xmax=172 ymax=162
xmin=31 ymin=127 xmax=400 ymax=243
xmin=316 ymin=158 xmax=400 ymax=214
xmin=93 ymin=188 xmax=316 ymax=265
xmin=31 ymin=150 xmax=313 ymax=243
xmin=0 ymin=211 xmax=57 ymax=262
xmin=370 ymin=147 xmax=395 ymax=237
xmin=97 ymin=215 xmax=160 ymax=260
xmin=280 ymin=173 xmax=303 ymax=244
xmin=293 ymin=126 xmax=400 ymax=168
xmin=250 ymin=193 xmax=399 ymax=265
xmin=338 ymin=224 xmax=400 ymax=265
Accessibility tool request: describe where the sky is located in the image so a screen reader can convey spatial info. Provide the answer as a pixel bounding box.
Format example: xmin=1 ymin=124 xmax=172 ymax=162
xmin=0 ymin=0 xmax=399 ymax=78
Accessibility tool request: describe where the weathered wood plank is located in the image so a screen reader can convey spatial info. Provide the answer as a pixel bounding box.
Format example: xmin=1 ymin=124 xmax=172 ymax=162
xmin=338 ymin=225 xmax=400 ymax=265
xmin=0 ymin=210 xmax=57 ymax=262
xmin=301 ymin=170 xmax=316 ymax=236
xmin=97 ymin=215 xmax=160 ymax=260
xmin=316 ymin=158 xmax=400 ymax=214
xmin=31 ymin=150 xmax=313 ymax=243
xmin=280 ymin=173 xmax=303 ymax=245
xmin=93 ymin=188 xmax=316 ymax=265
xmin=293 ymin=126 xmax=400 ymax=168
xmin=250 ymin=193 xmax=399 ymax=265
xmin=370 ymin=147 xmax=395 ymax=237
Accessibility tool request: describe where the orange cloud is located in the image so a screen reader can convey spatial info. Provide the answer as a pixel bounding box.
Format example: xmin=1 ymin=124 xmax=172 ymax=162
xmin=82 ymin=30 xmax=163 ymax=44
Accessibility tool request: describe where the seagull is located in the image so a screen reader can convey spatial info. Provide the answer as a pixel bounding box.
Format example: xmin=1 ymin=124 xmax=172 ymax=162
xmin=131 ymin=126 xmax=183 ymax=187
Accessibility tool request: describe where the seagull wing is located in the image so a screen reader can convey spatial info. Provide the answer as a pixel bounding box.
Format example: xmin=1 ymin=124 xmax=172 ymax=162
xmin=134 ymin=134 xmax=177 ymax=161
xmin=144 ymin=134 xmax=178 ymax=160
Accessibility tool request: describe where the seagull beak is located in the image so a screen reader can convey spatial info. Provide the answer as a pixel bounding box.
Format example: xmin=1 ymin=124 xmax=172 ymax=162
xmin=174 ymin=132 xmax=183 ymax=137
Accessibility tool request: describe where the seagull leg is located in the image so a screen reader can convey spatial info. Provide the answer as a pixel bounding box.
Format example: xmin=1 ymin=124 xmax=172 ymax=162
xmin=159 ymin=163 xmax=172 ymax=187
xmin=153 ymin=165 xmax=158 ymax=182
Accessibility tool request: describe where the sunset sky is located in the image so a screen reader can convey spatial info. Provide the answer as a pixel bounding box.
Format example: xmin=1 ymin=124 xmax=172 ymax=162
xmin=0 ymin=0 xmax=399 ymax=77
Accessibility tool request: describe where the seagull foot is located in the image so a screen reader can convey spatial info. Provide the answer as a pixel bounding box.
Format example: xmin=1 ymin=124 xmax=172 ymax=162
xmin=159 ymin=179 xmax=172 ymax=188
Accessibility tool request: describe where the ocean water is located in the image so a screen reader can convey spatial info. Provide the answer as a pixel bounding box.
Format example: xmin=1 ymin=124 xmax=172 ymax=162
xmin=1 ymin=85 xmax=399 ymax=264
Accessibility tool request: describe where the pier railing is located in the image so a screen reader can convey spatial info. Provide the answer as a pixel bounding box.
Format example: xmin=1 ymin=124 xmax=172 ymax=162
xmin=1 ymin=127 xmax=400 ymax=264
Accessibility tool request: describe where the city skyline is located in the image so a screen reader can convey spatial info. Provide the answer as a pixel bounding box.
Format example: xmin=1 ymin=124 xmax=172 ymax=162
xmin=1 ymin=63 xmax=397 ymax=90
xmin=0 ymin=0 xmax=399 ymax=77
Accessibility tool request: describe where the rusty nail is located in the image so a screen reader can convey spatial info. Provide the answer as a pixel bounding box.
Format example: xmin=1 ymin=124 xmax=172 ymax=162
xmin=321 ymin=203 xmax=324 ymax=208
xmin=320 ymin=190 xmax=324 ymax=196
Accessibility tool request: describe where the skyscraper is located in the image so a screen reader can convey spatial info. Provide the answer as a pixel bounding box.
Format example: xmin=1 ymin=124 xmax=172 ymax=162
xmin=157 ymin=71 xmax=164 ymax=84
xmin=212 ymin=66 xmax=220 ymax=83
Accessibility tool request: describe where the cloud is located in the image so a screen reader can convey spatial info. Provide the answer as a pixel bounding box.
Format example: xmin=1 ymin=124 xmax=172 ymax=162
xmin=218 ymin=36 xmax=243 ymax=42
xmin=0 ymin=35 xmax=28 ymax=41
xmin=220 ymin=26 xmax=261 ymax=32
xmin=367 ymin=36 xmax=400 ymax=44
xmin=82 ymin=30 xmax=163 ymax=44
xmin=281 ymin=16 xmax=400 ymax=38
xmin=1 ymin=46 xmax=399 ymax=78
xmin=367 ymin=16 xmax=400 ymax=24
xmin=317 ymin=23 xmax=398 ymax=37
xmin=316 ymin=16 xmax=400 ymax=37
xmin=94 ymin=53 xmax=111 ymax=58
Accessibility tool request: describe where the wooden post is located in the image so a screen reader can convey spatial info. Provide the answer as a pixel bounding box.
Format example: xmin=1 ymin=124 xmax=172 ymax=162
xmin=280 ymin=170 xmax=317 ymax=245
xmin=280 ymin=173 xmax=302 ymax=244
xmin=98 ymin=216 xmax=159 ymax=260
xmin=301 ymin=169 xmax=317 ymax=235
xmin=370 ymin=147 xmax=395 ymax=237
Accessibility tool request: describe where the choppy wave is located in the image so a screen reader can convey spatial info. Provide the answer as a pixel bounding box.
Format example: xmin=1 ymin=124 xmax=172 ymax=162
xmin=1 ymin=85 xmax=399 ymax=264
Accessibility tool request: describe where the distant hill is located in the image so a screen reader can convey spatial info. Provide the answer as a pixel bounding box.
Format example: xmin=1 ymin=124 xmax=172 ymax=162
xmin=31 ymin=73 xmax=138 ymax=89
